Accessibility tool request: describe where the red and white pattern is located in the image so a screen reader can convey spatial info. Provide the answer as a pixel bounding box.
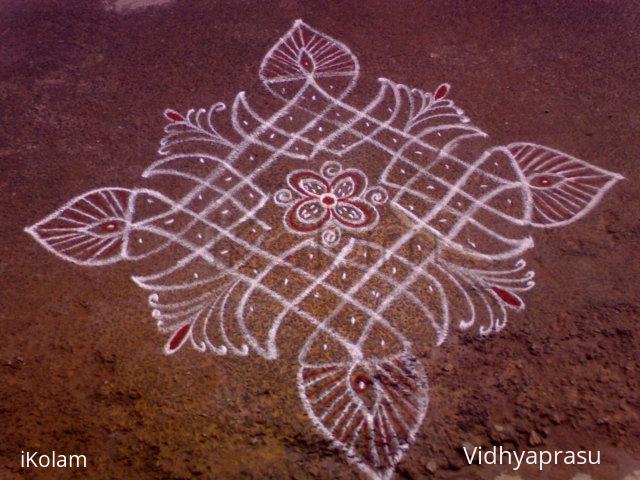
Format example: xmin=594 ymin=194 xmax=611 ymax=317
xmin=260 ymin=20 xmax=358 ymax=89
xmin=299 ymin=353 xmax=428 ymax=480
xmin=26 ymin=20 xmax=622 ymax=480
xmin=275 ymin=161 xmax=387 ymax=246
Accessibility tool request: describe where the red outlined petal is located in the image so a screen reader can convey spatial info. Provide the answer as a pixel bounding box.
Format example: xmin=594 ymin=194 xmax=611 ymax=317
xmin=330 ymin=169 xmax=367 ymax=199
xmin=287 ymin=198 xmax=331 ymax=232
xmin=288 ymin=171 xmax=329 ymax=198
xmin=332 ymin=200 xmax=376 ymax=228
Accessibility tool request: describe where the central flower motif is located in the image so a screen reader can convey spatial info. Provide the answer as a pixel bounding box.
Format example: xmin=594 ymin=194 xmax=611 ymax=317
xmin=274 ymin=161 xmax=388 ymax=246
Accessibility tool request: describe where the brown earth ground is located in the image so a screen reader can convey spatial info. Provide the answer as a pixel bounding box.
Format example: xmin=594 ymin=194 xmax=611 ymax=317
xmin=1 ymin=1 xmax=639 ymax=479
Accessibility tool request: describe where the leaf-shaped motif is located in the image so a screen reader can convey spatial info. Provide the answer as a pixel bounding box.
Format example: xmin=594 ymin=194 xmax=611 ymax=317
xmin=25 ymin=188 xmax=134 ymax=266
xmin=159 ymin=103 xmax=235 ymax=155
xmin=147 ymin=281 xmax=250 ymax=357
xmin=508 ymin=143 xmax=624 ymax=227
xmin=433 ymin=258 xmax=535 ymax=335
xmin=298 ymin=353 xmax=428 ymax=480
xmin=259 ymin=19 xmax=359 ymax=94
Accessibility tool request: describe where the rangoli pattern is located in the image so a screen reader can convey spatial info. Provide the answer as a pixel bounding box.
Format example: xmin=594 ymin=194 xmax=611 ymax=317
xmin=26 ymin=20 xmax=622 ymax=479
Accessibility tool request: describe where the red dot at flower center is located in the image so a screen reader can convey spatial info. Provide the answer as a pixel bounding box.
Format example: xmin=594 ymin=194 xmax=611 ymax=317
xmin=321 ymin=194 xmax=336 ymax=206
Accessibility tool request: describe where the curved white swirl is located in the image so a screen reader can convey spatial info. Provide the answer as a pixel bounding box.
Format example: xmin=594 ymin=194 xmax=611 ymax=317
xmin=274 ymin=188 xmax=294 ymax=206
xmin=321 ymin=227 xmax=341 ymax=247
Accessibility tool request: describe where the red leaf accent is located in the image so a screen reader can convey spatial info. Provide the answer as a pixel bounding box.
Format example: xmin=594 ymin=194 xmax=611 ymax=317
xmin=166 ymin=323 xmax=191 ymax=353
xmin=491 ymin=287 xmax=522 ymax=308
xmin=164 ymin=110 xmax=184 ymax=122
xmin=434 ymin=83 xmax=450 ymax=100
xmin=332 ymin=200 xmax=376 ymax=229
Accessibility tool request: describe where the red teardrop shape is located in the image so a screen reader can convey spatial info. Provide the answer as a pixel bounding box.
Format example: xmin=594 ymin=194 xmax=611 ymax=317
xmin=352 ymin=373 xmax=372 ymax=393
xmin=529 ymin=173 xmax=564 ymax=189
xmin=88 ymin=218 xmax=127 ymax=237
xmin=350 ymin=366 xmax=378 ymax=413
xmin=299 ymin=50 xmax=314 ymax=73
xmin=165 ymin=110 xmax=184 ymax=122
xmin=491 ymin=287 xmax=522 ymax=308
xmin=434 ymin=83 xmax=450 ymax=100
xmin=167 ymin=323 xmax=191 ymax=352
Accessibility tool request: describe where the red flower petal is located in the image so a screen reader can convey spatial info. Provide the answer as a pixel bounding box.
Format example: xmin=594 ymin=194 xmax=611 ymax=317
xmin=332 ymin=200 xmax=376 ymax=229
xmin=286 ymin=198 xmax=331 ymax=233
xmin=288 ymin=171 xmax=329 ymax=198
xmin=330 ymin=170 xmax=367 ymax=199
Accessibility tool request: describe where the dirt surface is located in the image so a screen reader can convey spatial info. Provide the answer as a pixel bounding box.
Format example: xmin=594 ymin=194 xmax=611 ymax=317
xmin=1 ymin=1 xmax=639 ymax=479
